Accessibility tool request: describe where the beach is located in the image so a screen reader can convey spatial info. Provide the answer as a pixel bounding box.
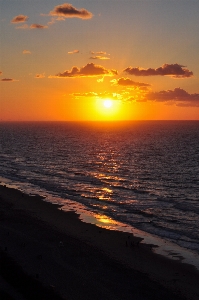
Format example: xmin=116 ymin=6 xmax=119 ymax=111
xmin=1 ymin=185 xmax=199 ymax=300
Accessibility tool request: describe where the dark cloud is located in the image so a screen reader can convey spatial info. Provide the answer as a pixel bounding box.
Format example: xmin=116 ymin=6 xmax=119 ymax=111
xmin=176 ymin=102 xmax=199 ymax=107
xmin=11 ymin=15 xmax=29 ymax=23
xmin=50 ymin=63 xmax=117 ymax=78
xmin=124 ymin=63 xmax=193 ymax=78
xmin=50 ymin=3 xmax=93 ymax=19
xmin=146 ymin=88 xmax=199 ymax=106
xmin=1 ymin=78 xmax=15 ymax=82
xmin=116 ymin=77 xmax=150 ymax=87
xmin=30 ymin=24 xmax=48 ymax=29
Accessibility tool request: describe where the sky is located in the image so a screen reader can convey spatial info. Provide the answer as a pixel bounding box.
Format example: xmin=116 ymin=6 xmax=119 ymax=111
xmin=0 ymin=0 xmax=199 ymax=121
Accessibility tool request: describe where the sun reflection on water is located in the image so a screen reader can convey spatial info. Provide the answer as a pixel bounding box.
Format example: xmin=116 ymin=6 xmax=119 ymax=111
xmin=82 ymin=212 xmax=133 ymax=232
xmin=96 ymin=214 xmax=116 ymax=224
xmin=91 ymin=213 xmax=120 ymax=230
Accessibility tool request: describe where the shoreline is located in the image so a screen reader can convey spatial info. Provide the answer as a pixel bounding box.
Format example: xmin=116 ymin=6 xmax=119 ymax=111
xmin=74 ymin=206 xmax=199 ymax=271
xmin=1 ymin=185 xmax=199 ymax=299
xmin=2 ymin=178 xmax=199 ymax=271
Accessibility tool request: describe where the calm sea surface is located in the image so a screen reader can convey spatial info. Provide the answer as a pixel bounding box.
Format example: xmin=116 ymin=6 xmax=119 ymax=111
xmin=0 ymin=121 xmax=199 ymax=263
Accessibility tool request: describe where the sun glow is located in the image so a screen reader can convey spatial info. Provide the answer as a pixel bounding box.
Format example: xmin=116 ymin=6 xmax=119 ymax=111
xmin=103 ymin=99 xmax=113 ymax=108
xmin=95 ymin=98 xmax=122 ymax=120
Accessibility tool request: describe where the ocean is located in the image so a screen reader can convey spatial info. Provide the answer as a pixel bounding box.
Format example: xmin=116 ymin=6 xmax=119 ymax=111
xmin=0 ymin=121 xmax=199 ymax=268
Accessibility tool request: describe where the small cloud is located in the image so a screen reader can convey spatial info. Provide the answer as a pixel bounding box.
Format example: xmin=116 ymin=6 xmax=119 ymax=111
xmin=114 ymin=77 xmax=150 ymax=87
xmin=30 ymin=24 xmax=48 ymax=29
xmin=35 ymin=73 xmax=45 ymax=79
xmin=71 ymin=91 xmax=122 ymax=100
xmin=0 ymin=71 xmax=2 ymax=75
xmin=68 ymin=49 xmax=79 ymax=54
xmin=1 ymin=78 xmax=17 ymax=82
xmin=145 ymin=87 xmax=199 ymax=106
xmin=124 ymin=63 xmax=193 ymax=78
xmin=16 ymin=24 xmax=29 ymax=29
xmin=72 ymin=92 xmax=98 ymax=97
xmin=23 ymin=50 xmax=31 ymax=54
xmin=11 ymin=15 xmax=29 ymax=23
xmin=91 ymin=51 xmax=109 ymax=55
xmin=90 ymin=56 xmax=110 ymax=60
xmin=16 ymin=24 xmax=48 ymax=30
xmin=50 ymin=63 xmax=117 ymax=78
xmin=97 ymin=77 xmax=104 ymax=83
xmin=49 ymin=3 xmax=93 ymax=20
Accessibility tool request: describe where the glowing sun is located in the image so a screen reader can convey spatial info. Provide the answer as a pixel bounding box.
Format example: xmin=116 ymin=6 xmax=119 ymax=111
xmin=95 ymin=98 xmax=121 ymax=120
xmin=103 ymin=99 xmax=113 ymax=108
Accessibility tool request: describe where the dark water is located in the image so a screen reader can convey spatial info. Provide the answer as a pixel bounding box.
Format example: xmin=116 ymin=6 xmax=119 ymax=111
xmin=0 ymin=121 xmax=199 ymax=258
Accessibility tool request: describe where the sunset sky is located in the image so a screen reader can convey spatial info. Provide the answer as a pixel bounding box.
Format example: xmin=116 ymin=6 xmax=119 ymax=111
xmin=0 ymin=0 xmax=199 ymax=121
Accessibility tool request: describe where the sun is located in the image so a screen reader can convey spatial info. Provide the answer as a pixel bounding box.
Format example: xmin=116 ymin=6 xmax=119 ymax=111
xmin=95 ymin=98 xmax=122 ymax=120
xmin=103 ymin=99 xmax=113 ymax=108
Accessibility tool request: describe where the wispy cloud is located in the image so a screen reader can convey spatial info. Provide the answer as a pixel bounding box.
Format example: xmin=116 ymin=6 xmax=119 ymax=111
xmin=91 ymin=51 xmax=109 ymax=55
xmin=11 ymin=15 xmax=28 ymax=23
xmin=16 ymin=24 xmax=29 ymax=29
xmin=1 ymin=78 xmax=17 ymax=82
xmin=50 ymin=63 xmax=117 ymax=78
xmin=90 ymin=51 xmax=110 ymax=60
xmin=49 ymin=3 xmax=93 ymax=20
xmin=90 ymin=56 xmax=110 ymax=60
xmin=72 ymin=91 xmax=122 ymax=100
xmin=47 ymin=18 xmax=56 ymax=26
xmin=35 ymin=73 xmax=45 ymax=79
xmin=68 ymin=50 xmax=79 ymax=54
xmin=23 ymin=50 xmax=31 ymax=54
xmin=72 ymin=92 xmax=98 ymax=97
xmin=124 ymin=63 xmax=193 ymax=78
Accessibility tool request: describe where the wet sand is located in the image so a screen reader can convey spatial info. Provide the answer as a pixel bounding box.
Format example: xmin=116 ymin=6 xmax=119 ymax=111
xmin=0 ymin=185 xmax=199 ymax=300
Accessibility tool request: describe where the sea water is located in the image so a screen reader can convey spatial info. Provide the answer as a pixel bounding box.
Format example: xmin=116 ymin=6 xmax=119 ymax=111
xmin=0 ymin=121 xmax=199 ymax=267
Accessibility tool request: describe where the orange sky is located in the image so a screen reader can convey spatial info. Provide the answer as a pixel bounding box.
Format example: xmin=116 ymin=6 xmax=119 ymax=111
xmin=1 ymin=1 xmax=199 ymax=121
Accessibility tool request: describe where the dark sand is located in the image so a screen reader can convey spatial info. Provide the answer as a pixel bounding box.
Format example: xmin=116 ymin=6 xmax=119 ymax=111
xmin=1 ymin=185 xmax=199 ymax=300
